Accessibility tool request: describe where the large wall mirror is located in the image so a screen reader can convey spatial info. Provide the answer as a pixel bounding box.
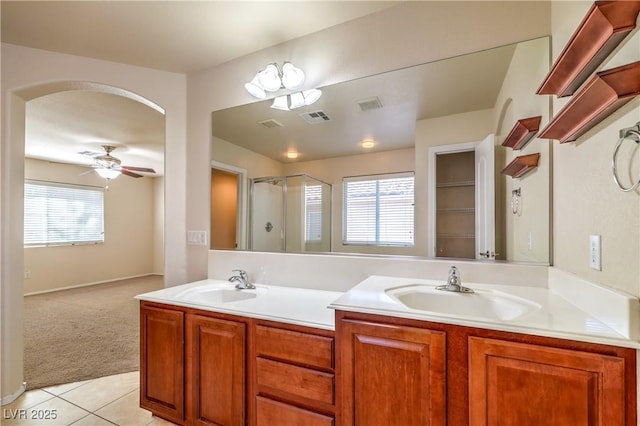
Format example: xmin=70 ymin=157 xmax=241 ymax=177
xmin=211 ymin=36 xmax=551 ymax=265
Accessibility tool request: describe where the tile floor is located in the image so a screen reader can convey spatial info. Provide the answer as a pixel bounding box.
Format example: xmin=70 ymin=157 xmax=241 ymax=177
xmin=1 ymin=371 xmax=177 ymax=425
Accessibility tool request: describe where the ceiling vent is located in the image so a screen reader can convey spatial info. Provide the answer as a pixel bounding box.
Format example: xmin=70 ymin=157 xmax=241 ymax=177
xmin=257 ymin=119 xmax=283 ymax=129
xmin=357 ymin=96 xmax=383 ymax=112
xmin=300 ymin=110 xmax=331 ymax=124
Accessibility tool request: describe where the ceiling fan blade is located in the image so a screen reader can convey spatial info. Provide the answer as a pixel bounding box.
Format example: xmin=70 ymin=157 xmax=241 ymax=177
xmin=121 ymin=169 xmax=144 ymax=178
xmin=122 ymin=165 xmax=156 ymax=173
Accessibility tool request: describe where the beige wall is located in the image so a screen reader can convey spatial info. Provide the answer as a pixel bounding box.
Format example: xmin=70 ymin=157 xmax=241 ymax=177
xmin=23 ymin=159 xmax=159 ymax=294
xmin=551 ymin=1 xmax=640 ymax=297
xmin=492 ymin=36 xmax=551 ymax=263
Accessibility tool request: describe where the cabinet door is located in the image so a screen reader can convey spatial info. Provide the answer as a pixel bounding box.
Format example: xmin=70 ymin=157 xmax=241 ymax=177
xmin=338 ymin=319 xmax=446 ymax=426
xmin=140 ymin=304 xmax=185 ymax=425
xmin=469 ymin=337 xmax=626 ymax=426
xmin=188 ymin=314 xmax=246 ymax=426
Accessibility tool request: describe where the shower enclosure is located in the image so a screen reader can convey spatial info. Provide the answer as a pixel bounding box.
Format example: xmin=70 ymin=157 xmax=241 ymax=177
xmin=250 ymin=174 xmax=331 ymax=253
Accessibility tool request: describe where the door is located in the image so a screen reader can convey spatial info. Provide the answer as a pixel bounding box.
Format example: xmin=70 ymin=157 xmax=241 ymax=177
xmin=140 ymin=304 xmax=185 ymax=425
xmin=469 ymin=337 xmax=626 ymax=426
xmin=211 ymin=168 xmax=239 ymax=249
xmin=475 ymin=134 xmax=496 ymax=259
xmin=187 ymin=314 xmax=246 ymax=426
xmin=338 ymin=319 xmax=446 ymax=426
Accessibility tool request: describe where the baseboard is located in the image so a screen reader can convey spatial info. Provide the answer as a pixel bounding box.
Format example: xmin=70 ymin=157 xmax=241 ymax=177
xmin=1 ymin=382 xmax=26 ymax=405
xmin=24 ymin=273 xmax=164 ymax=296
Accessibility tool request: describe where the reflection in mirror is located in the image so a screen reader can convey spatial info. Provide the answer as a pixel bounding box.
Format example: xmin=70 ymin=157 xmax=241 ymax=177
xmin=212 ymin=36 xmax=550 ymax=264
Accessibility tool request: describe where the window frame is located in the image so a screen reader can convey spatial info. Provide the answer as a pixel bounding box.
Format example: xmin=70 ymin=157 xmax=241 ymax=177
xmin=342 ymin=171 xmax=415 ymax=247
xmin=24 ymin=179 xmax=105 ymax=247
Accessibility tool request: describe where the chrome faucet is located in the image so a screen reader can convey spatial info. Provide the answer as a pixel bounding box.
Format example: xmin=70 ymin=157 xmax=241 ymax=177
xmin=436 ymin=266 xmax=474 ymax=293
xmin=228 ymin=269 xmax=256 ymax=290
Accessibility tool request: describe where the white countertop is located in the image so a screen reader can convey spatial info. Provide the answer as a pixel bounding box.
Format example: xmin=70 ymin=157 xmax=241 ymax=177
xmin=136 ymin=276 xmax=639 ymax=349
xmin=329 ymin=275 xmax=640 ymax=349
xmin=135 ymin=279 xmax=341 ymax=330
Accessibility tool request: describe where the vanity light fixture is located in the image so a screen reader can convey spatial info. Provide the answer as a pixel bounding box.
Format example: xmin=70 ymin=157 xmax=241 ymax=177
xmin=245 ymin=62 xmax=322 ymax=110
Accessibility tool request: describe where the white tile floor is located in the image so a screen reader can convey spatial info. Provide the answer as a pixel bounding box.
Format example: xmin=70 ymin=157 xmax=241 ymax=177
xmin=1 ymin=371 xmax=177 ymax=426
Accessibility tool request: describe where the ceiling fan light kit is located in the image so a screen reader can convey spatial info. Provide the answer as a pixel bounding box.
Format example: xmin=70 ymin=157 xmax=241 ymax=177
xmin=245 ymin=61 xmax=322 ymax=110
xmin=81 ymin=145 xmax=156 ymax=182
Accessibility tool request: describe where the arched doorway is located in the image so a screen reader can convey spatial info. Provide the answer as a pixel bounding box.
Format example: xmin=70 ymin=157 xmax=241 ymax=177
xmin=2 ymin=81 xmax=166 ymax=403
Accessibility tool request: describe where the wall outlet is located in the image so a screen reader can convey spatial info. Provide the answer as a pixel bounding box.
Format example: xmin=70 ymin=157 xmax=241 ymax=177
xmin=527 ymin=231 xmax=532 ymax=251
xmin=24 ymin=270 xmax=31 ymax=279
xmin=187 ymin=230 xmax=208 ymax=246
xmin=589 ymin=235 xmax=601 ymax=271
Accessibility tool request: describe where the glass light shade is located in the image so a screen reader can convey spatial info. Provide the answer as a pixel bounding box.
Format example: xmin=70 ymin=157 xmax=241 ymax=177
xmin=289 ymin=92 xmax=305 ymax=109
xmin=96 ymin=168 xmax=121 ymax=179
xmin=271 ymin=95 xmax=290 ymax=111
xmin=281 ymin=62 xmax=305 ymax=90
xmin=244 ymin=73 xmax=266 ymax=98
xmin=286 ymin=151 xmax=298 ymax=159
xmin=303 ymin=89 xmax=322 ymax=105
xmin=361 ymin=139 xmax=376 ymax=149
xmin=258 ymin=63 xmax=282 ymax=92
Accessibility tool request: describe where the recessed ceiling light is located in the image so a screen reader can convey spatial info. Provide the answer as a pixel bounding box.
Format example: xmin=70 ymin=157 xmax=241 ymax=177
xmin=286 ymin=151 xmax=299 ymax=159
xmin=361 ymin=139 xmax=376 ymax=149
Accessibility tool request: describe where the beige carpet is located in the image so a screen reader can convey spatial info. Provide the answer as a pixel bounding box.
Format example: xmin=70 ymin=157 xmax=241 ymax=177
xmin=23 ymin=275 xmax=164 ymax=390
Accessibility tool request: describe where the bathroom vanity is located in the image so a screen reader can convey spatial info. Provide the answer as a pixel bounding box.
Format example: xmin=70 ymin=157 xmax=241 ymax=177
xmin=136 ymin=277 xmax=638 ymax=426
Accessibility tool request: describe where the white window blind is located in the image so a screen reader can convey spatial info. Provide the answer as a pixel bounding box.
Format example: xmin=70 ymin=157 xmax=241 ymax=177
xmin=24 ymin=180 xmax=105 ymax=246
xmin=305 ymin=184 xmax=322 ymax=242
xmin=343 ymin=172 xmax=414 ymax=246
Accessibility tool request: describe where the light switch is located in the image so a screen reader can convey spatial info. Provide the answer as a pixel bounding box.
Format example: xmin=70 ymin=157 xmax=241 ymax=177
xmin=187 ymin=230 xmax=208 ymax=246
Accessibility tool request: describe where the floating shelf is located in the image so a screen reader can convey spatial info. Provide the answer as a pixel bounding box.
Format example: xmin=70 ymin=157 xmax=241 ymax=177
xmin=537 ymin=1 xmax=640 ymax=97
xmin=501 ymin=116 xmax=542 ymax=150
xmin=501 ymin=153 xmax=540 ymax=178
xmin=539 ymin=61 xmax=640 ymax=143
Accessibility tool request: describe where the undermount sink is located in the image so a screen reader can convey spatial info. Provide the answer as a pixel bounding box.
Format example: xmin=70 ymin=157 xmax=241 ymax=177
xmin=385 ymin=284 xmax=541 ymax=321
xmin=174 ymin=283 xmax=267 ymax=304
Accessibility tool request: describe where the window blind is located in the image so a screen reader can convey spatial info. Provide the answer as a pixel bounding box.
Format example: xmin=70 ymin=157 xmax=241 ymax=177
xmin=24 ymin=180 xmax=105 ymax=246
xmin=343 ymin=172 xmax=414 ymax=246
xmin=305 ymin=184 xmax=322 ymax=242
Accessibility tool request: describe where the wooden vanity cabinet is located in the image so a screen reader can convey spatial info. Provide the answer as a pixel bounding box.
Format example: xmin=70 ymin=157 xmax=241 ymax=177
xmin=335 ymin=310 xmax=637 ymax=426
xmin=140 ymin=304 xmax=186 ymax=425
xmin=186 ymin=314 xmax=246 ymax=426
xmin=251 ymin=321 xmax=336 ymax=426
xmin=140 ymin=302 xmax=247 ymax=426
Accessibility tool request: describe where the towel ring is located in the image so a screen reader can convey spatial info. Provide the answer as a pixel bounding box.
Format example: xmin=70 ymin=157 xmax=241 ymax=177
xmin=612 ymin=124 xmax=640 ymax=192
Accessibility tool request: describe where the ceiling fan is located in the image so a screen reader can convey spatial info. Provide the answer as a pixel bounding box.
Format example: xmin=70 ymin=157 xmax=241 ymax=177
xmin=81 ymin=145 xmax=156 ymax=179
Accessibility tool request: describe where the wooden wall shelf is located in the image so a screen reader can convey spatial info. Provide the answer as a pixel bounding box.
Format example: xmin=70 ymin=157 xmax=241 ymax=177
xmin=501 ymin=153 xmax=540 ymax=178
xmin=539 ymin=61 xmax=640 ymax=143
xmin=537 ymin=1 xmax=640 ymax=97
xmin=501 ymin=116 xmax=542 ymax=150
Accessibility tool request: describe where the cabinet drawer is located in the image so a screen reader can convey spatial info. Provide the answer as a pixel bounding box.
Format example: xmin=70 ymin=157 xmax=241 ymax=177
xmin=256 ymin=357 xmax=334 ymax=405
xmin=255 ymin=325 xmax=334 ymax=370
xmin=256 ymin=396 xmax=334 ymax=426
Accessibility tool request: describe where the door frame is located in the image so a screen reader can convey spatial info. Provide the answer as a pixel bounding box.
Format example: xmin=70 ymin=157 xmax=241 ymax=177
xmin=211 ymin=161 xmax=248 ymax=250
xmin=427 ymin=141 xmax=479 ymax=258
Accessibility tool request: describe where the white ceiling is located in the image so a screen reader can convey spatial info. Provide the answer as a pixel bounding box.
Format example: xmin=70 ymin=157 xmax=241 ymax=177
xmin=2 ymin=1 xmax=400 ymax=175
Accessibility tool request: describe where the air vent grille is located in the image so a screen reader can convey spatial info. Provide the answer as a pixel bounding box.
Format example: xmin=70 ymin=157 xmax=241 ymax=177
xmin=300 ymin=110 xmax=331 ymax=124
xmin=258 ymin=119 xmax=283 ymax=128
xmin=357 ymin=96 xmax=383 ymax=111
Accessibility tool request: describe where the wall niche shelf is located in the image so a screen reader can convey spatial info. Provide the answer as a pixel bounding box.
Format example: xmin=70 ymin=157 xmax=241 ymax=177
xmin=537 ymin=1 xmax=640 ymax=97
xmin=501 ymin=153 xmax=540 ymax=178
xmin=539 ymin=61 xmax=640 ymax=143
xmin=502 ymin=116 xmax=542 ymax=150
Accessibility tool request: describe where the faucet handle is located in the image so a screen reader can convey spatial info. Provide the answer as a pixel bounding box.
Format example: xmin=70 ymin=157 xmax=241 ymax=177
xmin=232 ymin=269 xmax=249 ymax=281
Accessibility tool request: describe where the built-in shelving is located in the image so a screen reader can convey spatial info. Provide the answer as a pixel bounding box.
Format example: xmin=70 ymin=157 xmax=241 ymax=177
xmin=537 ymin=1 xmax=640 ymax=97
xmin=436 ymin=181 xmax=474 ymax=188
xmin=539 ymin=61 xmax=640 ymax=143
xmin=501 ymin=153 xmax=540 ymax=178
xmin=502 ymin=116 xmax=542 ymax=150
